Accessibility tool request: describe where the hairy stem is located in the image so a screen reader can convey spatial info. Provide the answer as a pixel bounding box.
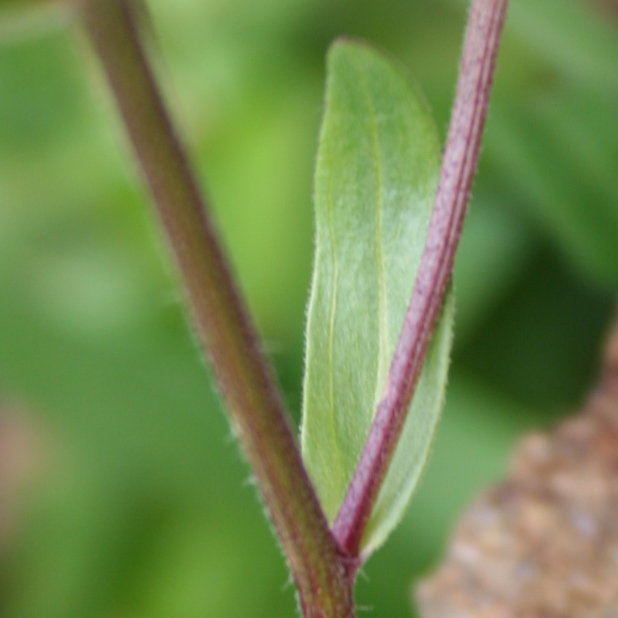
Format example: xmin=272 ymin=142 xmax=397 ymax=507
xmin=78 ymin=1 xmax=353 ymax=615
xmin=333 ymin=0 xmax=509 ymax=557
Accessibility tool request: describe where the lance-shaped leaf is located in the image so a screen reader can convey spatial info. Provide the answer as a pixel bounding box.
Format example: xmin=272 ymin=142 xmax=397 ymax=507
xmin=301 ymin=40 xmax=454 ymax=554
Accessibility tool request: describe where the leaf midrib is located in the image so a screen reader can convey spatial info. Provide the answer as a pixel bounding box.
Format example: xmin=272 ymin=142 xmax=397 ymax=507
xmin=358 ymin=64 xmax=390 ymax=414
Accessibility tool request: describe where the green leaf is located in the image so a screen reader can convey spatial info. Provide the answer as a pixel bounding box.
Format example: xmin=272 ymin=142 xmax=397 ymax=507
xmin=300 ymin=40 xmax=454 ymax=554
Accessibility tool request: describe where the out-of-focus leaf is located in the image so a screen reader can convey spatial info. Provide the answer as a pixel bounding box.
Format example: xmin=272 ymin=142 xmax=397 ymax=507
xmin=454 ymin=199 xmax=534 ymax=342
xmin=508 ymin=0 xmax=618 ymax=90
xmin=487 ymin=93 xmax=618 ymax=287
xmin=300 ymin=40 xmax=454 ymax=554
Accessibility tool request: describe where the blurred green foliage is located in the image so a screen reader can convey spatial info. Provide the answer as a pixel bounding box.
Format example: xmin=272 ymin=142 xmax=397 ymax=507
xmin=0 ymin=1 xmax=615 ymax=617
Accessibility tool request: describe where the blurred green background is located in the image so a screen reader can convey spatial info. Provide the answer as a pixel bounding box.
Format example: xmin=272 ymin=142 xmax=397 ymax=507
xmin=0 ymin=0 xmax=616 ymax=616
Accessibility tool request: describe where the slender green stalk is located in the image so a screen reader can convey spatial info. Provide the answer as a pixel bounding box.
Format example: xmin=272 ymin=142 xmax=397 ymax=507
xmin=78 ymin=1 xmax=353 ymax=615
xmin=333 ymin=0 xmax=509 ymax=557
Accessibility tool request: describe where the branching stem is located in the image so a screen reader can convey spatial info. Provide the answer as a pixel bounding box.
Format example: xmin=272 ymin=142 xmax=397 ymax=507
xmin=333 ymin=0 xmax=509 ymax=557
xmin=78 ymin=1 xmax=353 ymax=615
xmin=76 ymin=0 xmax=509 ymax=609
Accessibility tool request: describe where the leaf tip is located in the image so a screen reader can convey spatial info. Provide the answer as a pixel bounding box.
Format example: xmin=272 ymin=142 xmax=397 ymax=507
xmin=327 ymin=36 xmax=379 ymax=65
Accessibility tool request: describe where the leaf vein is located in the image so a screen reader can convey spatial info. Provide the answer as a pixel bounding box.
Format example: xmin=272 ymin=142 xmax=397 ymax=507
xmin=359 ymin=66 xmax=390 ymax=413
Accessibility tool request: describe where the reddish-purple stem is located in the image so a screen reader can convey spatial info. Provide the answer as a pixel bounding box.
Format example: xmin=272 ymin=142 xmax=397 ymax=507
xmin=79 ymin=1 xmax=353 ymax=615
xmin=332 ymin=0 xmax=509 ymax=557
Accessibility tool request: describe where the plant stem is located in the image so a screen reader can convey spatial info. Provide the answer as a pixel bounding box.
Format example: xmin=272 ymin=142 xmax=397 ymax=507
xmin=332 ymin=0 xmax=509 ymax=557
xmin=78 ymin=1 xmax=354 ymax=615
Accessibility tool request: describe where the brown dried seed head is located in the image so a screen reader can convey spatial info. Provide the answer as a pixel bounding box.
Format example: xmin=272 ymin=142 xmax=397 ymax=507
xmin=417 ymin=316 xmax=618 ymax=618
